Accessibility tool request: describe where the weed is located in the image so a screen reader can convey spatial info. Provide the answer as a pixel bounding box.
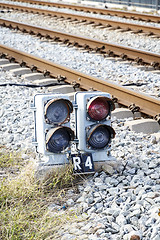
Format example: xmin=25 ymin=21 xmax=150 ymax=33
xmin=0 ymin=150 xmax=79 ymax=240
xmin=0 ymin=147 xmax=22 ymax=168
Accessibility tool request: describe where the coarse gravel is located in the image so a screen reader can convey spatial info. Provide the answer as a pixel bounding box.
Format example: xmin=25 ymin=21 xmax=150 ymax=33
xmin=2 ymin=0 xmax=160 ymax=28
xmin=1 ymin=4 xmax=160 ymax=54
xmin=0 ymin=3 xmax=160 ymax=239
xmin=0 ymin=26 xmax=160 ymax=98
xmin=0 ymin=68 xmax=160 ymax=240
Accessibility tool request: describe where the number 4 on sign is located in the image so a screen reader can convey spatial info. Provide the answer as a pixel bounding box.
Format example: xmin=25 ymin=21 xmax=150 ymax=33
xmin=84 ymin=155 xmax=94 ymax=170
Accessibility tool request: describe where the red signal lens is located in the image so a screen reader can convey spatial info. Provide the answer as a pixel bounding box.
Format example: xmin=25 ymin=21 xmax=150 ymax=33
xmin=88 ymin=97 xmax=110 ymax=121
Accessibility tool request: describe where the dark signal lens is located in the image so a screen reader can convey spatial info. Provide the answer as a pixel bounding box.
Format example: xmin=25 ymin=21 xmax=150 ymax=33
xmin=87 ymin=125 xmax=115 ymax=149
xmin=88 ymin=126 xmax=110 ymax=149
xmin=88 ymin=97 xmax=110 ymax=121
xmin=46 ymin=127 xmax=74 ymax=153
xmin=45 ymin=99 xmax=73 ymax=124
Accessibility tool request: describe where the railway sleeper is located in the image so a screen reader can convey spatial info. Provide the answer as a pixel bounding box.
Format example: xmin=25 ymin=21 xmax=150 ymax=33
xmin=83 ymin=44 xmax=90 ymax=50
xmin=21 ymin=28 xmax=27 ymax=33
xmin=88 ymin=21 xmax=95 ymax=25
xmin=45 ymin=34 xmax=52 ymax=40
xmin=29 ymin=30 xmax=35 ymax=35
xmin=52 ymin=36 xmax=60 ymax=42
xmin=1 ymin=23 xmax=6 ymax=27
xmin=8 ymin=24 xmax=12 ymax=29
xmin=147 ymin=31 xmax=154 ymax=36
xmin=95 ymin=46 xmax=105 ymax=53
xmin=72 ymin=41 xmax=79 ymax=47
xmin=72 ymin=82 xmax=80 ymax=89
xmin=14 ymin=26 xmax=20 ymax=31
xmin=36 ymin=33 xmax=43 ymax=38
xmin=81 ymin=19 xmax=87 ymax=23
xmin=0 ymin=53 xmax=6 ymax=59
xmin=134 ymin=29 xmax=143 ymax=34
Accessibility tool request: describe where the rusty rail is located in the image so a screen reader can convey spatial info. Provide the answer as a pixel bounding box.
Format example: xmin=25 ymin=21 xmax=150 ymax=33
xmin=0 ymin=44 xmax=160 ymax=117
xmin=1 ymin=18 xmax=160 ymax=68
xmin=5 ymin=0 xmax=160 ymax=23
xmin=0 ymin=3 xmax=160 ymax=37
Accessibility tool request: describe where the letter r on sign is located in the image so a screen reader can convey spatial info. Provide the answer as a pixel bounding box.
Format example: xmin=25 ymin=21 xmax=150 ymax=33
xmin=72 ymin=156 xmax=82 ymax=170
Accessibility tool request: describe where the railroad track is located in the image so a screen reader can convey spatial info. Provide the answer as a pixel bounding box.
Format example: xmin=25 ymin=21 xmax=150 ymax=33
xmin=0 ymin=44 xmax=160 ymax=118
xmin=1 ymin=17 xmax=160 ymax=69
xmin=1 ymin=3 xmax=160 ymax=37
xmin=5 ymin=0 xmax=160 ymax=23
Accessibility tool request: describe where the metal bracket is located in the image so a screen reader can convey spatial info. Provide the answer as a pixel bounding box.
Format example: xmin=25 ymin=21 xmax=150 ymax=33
xmin=112 ymin=97 xmax=118 ymax=103
xmin=57 ymin=75 xmax=66 ymax=82
xmin=30 ymin=102 xmax=36 ymax=110
xmin=31 ymin=65 xmax=37 ymax=72
xmin=43 ymin=70 xmax=50 ymax=77
xmin=155 ymin=114 xmax=160 ymax=124
xmin=32 ymin=140 xmax=38 ymax=146
xmin=72 ymin=103 xmax=78 ymax=109
xmin=129 ymin=104 xmax=140 ymax=113
xmin=20 ymin=61 xmax=26 ymax=67
xmin=72 ymin=82 xmax=80 ymax=89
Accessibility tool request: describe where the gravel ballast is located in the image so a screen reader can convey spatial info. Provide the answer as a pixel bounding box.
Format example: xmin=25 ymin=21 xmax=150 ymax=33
xmin=0 ymin=26 xmax=160 ymax=98
xmin=2 ymin=0 xmax=160 ymax=28
xmin=0 ymin=7 xmax=160 ymax=54
xmin=0 ymin=66 xmax=160 ymax=240
xmin=0 ymin=2 xmax=160 ymax=239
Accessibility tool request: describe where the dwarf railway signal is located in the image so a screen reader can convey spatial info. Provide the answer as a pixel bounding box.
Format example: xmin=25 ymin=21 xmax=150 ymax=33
xmin=73 ymin=91 xmax=115 ymax=170
xmin=32 ymin=93 xmax=74 ymax=164
xmin=32 ymin=91 xmax=115 ymax=171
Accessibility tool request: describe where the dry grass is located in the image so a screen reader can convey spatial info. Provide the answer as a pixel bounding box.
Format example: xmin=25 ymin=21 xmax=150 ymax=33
xmin=0 ymin=149 xmax=79 ymax=240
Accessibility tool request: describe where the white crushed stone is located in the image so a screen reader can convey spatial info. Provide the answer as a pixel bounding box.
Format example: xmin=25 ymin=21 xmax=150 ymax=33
xmin=0 ymin=26 xmax=159 ymax=98
xmin=2 ymin=0 xmax=160 ymax=28
xmin=1 ymin=4 xmax=160 ymax=54
xmin=0 ymin=3 xmax=160 ymax=239
xmin=0 ymin=66 xmax=160 ymax=240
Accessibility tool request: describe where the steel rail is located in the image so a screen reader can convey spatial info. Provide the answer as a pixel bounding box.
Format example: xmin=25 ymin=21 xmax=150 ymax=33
xmin=1 ymin=18 xmax=160 ymax=67
xmin=5 ymin=0 xmax=160 ymax=23
xmin=0 ymin=44 xmax=160 ymax=117
xmin=0 ymin=3 xmax=160 ymax=37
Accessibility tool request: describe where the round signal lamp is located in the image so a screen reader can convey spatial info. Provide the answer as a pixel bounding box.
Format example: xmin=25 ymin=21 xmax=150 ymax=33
xmin=87 ymin=97 xmax=110 ymax=121
xmin=87 ymin=124 xmax=115 ymax=149
xmin=46 ymin=126 xmax=74 ymax=153
xmin=45 ymin=99 xmax=73 ymax=125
